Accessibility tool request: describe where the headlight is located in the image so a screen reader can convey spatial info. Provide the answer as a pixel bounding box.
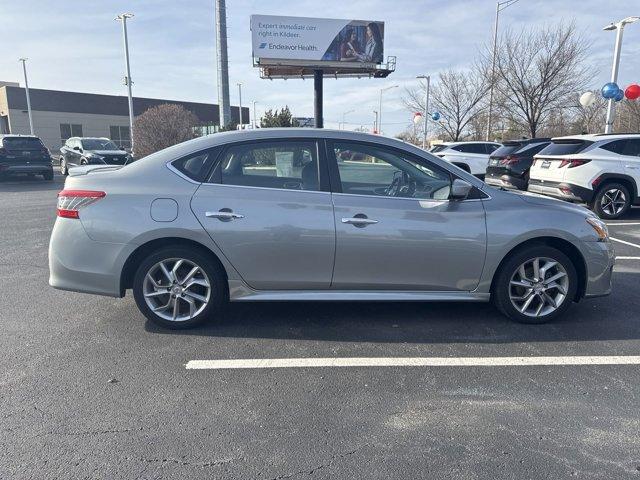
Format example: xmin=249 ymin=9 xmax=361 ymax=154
xmin=586 ymin=217 xmax=609 ymax=241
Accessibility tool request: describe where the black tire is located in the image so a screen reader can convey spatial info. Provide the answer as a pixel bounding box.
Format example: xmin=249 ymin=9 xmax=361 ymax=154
xmin=132 ymin=246 xmax=226 ymax=329
xmin=492 ymin=245 xmax=578 ymax=324
xmin=591 ymin=182 xmax=631 ymax=220
xmin=80 ymin=158 xmax=88 ymax=166
xmin=43 ymin=170 xmax=54 ymax=181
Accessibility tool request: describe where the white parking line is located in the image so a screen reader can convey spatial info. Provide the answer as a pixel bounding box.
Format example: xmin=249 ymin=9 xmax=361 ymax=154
xmin=185 ymin=356 xmax=640 ymax=370
xmin=611 ymin=237 xmax=640 ymax=249
xmin=617 ymin=256 xmax=640 ymax=260
xmin=607 ymin=222 xmax=640 ymax=226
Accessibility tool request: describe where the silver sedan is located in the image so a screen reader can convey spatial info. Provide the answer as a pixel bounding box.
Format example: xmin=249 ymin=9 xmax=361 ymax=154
xmin=49 ymin=129 xmax=614 ymax=329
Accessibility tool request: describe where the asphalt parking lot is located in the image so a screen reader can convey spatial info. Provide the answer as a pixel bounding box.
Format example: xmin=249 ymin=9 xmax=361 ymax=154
xmin=2 ymin=174 xmax=640 ymax=479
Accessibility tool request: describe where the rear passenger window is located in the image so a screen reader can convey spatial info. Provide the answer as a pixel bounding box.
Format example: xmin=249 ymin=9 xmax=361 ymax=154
xmin=453 ymin=143 xmax=486 ymax=154
xmin=623 ymin=139 xmax=640 ymax=157
xmin=601 ymin=140 xmax=627 ymax=155
xmin=218 ymin=141 xmax=320 ymax=191
xmin=172 ymin=149 xmax=219 ymax=182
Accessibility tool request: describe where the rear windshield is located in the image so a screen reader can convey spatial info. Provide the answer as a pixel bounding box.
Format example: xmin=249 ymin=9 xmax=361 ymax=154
xmin=2 ymin=137 xmax=44 ymax=150
xmin=513 ymin=141 xmax=551 ymax=155
xmin=490 ymin=144 xmax=522 ymax=158
xmin=537 ymin=140 xmax=593 ymax=156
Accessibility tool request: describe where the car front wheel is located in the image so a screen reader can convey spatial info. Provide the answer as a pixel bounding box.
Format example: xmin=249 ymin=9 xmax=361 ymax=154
xmin=132 ymin=247 xmax=226 ymax=329
xmin=493 ymin=245 xmax=578 ymax=324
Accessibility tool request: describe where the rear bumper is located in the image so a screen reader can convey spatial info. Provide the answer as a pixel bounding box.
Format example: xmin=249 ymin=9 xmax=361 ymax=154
xmin=48 ymin=217 xmax=133 ymax=297
xmin=485 ymin=173 xmax=527 ymax=191
xmin=583 ymin=240 xmax=615 ymax=298
xmin=0 ymin=164 xmax=53 ymax=174
xmin=527 ymin=180 xmax=594 ymax=203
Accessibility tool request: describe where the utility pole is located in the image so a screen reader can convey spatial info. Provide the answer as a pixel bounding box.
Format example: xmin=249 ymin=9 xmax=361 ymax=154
xmin=341 ymin=109 xmax=355 ymax=130
xmin=378 ymin=85 xmax=398 ymax=136
xmin=18 ymin=58 xmax=34 ymax=135
xmin=252 ymin=101 xmax=258 ymax=129
xmin=237 ymin=83 xmax=243 ymax=129
xmin=486 ymin=0 xmax=521 ymax=141
xmin=215 ymin=0 xmax=231 ymax=128
xmin=115 ymin=13 xmax=135 ymax=154
xmin=373 ymin=110 xmax=379 ymax=133
xmin=603 ymin=17 xmax=639 ymax=134
xmin=416 ymin=75 xmax=430 ymax=149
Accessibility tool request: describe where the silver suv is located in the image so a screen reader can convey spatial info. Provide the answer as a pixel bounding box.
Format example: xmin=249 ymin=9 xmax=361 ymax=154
xmin=49 ymin=129 xmax=613 ymax=328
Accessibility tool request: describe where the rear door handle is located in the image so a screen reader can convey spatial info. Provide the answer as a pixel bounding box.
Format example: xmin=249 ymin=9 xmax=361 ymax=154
xmin=206 ymin=210 xmax=244 ymax=220
xmin=342 ymin=217 xmax=378 ymax=225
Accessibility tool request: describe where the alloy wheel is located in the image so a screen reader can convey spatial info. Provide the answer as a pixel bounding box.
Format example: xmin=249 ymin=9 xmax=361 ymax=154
xmin=509 ymin=257 xmax=569 ymax=318
xmin=600 ymin=188 xmax=627 ymax=216
xmin=142 ymin=258 xmax=211 ymax=322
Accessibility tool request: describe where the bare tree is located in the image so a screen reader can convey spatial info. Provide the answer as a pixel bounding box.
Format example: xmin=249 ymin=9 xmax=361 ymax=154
xmin=134 ymin=104 xmax=199 ymax=158
xmin=403 ymin=68 xmax=488 ymax=142
xmin=487 ymin=24 xmax=591 ymax=138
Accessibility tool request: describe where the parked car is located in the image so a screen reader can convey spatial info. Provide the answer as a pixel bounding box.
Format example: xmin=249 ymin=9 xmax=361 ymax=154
xmin=485 ymin=138 xmax=551 ymax=191
xmin=59 ymin=137 xmax=132 ymax=175
xmin=49 ymin=129 xmax=613 ymax=329
xmin=0 ymin=134 xmax=53 ymax=180
xmin=528 ymin=133 xmax=640 ymax=219
xmin=430 ymin=141 xmax=502 ymax=178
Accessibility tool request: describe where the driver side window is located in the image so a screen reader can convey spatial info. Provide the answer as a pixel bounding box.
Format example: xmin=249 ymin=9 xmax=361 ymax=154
xmin=333 ymin=142 xmax=452 ymax=200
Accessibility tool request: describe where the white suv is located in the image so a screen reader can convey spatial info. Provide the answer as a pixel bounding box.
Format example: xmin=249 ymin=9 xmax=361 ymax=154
xmin=430 ymin=141 xmax=501 ymax=178
xmin=528 ymin=133 xmax=640 ymax=219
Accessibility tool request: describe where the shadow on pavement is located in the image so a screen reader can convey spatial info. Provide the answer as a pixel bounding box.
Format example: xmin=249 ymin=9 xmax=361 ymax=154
xmin=144 ymin=271 xmax=640 ymax=345
xmin=0 ymin=174 xmax=64 ymax=192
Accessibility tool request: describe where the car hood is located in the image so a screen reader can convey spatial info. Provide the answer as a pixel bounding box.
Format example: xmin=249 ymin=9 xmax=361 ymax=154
xmin=87 ymin=150 xmax=128 ymax=156
xmin=502 ymin=188 xmax=594 ymax=216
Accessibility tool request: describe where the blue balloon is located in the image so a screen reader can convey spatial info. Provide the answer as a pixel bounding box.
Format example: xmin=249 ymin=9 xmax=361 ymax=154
xmin=614 ymin=89 xmax=624 ymax=102
xmin=431 ymin=111 xmax=441 ymax=121
xmin=602 ymin=82 xmax=620 ymax=99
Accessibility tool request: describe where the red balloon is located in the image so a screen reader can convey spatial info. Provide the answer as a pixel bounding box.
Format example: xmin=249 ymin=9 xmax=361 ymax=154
xmin=625 ymin=84 xmax=640 ymax=100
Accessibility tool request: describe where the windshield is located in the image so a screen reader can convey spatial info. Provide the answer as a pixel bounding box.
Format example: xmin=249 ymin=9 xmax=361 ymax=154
xmin=429 ymin=144 xmax=448 ymax=153
xmin=3 ymin=137 xmax=44 ymax=150
xmin=538 ymin=140 xmax=593 ymax=156
xmin=81 ymin=139 xmax=120 ymax=151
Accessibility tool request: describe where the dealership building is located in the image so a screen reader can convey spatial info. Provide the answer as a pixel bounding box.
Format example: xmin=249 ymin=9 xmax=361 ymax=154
xmin=0 ymin=81 xmax=248 ymax=152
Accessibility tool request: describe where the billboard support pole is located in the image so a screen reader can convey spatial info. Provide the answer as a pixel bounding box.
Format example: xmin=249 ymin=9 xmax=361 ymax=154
xmin=314 ymin=70 xmax=323 ymax=128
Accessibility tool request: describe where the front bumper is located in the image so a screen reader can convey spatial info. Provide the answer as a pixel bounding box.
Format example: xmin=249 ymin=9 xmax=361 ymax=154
xmin=527 ymin=179 xmax=594 ymax=203
xmin=49 ymin=217 xmax=134 ymax=297
xmin=583 ymin=240 xmax=615 ymax=298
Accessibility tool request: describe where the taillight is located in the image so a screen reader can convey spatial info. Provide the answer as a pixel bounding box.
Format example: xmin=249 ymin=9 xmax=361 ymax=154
xmin=559 ymin=159 xmax=591 ymax=168
xmin=500 ymin=156 xmax=519 ymax=166
xmin=57 ymin=190 xmax=106 ymax=219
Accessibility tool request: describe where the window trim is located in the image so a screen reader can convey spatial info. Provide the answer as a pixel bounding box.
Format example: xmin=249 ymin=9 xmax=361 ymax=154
xmin=324 ymin=138 xmax=489 ymax=202
xmin=204 ymin=138 xmax=331 ymax=193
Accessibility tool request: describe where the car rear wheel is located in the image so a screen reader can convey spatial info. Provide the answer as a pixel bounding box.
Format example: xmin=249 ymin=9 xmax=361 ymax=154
xmin=592 ymin=183 xmax=630 ymax=220
xmin=132 ymin=247 xmax=226 ymax=329
xmin=493 ymin=245 xmax=577 ymax=324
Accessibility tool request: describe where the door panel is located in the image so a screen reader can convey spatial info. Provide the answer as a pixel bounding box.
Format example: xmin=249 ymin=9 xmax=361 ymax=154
xmin=332 ymin=195 xmax=486 ymax=291
xmin=328 ymin=140 xmax=487 ymax=291
xmin=190 ymin=139 xmax=335 ymax=290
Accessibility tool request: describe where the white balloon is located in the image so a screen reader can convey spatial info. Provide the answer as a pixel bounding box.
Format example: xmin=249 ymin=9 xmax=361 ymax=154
xmin=580 ymin=91 xmax=596 ymax=107
xmin=413 ymin=113 xmax=423 ymax=124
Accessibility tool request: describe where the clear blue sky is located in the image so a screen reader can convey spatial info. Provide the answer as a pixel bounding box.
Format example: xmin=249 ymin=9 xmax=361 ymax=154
xmin=1 ymin=0 xmax=639 ymax=136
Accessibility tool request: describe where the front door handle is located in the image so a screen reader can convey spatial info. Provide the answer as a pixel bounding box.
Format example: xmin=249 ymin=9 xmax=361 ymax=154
xmin=206 ymin=210 xmax=244 ymax=221
xmin=342 ymin=216 xmax=378 ymax=226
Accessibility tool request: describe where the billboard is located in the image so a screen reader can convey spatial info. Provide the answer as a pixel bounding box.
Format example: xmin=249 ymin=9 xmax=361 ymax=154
xmin=251 ymin=15 xmax=384 ymax=66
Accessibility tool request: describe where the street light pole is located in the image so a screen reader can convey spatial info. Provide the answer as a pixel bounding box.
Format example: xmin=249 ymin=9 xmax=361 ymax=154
xmin=416 ymin=75 xmax=430 ymax=149
xmin=485 ymin=0 xmax=521 ymax=141
xmin=603 ymin=17 xmax=639 ymax=134
xmin=373 ymin=110 xmax=379 ymax=133
xmin=237 ymin=83 xmax=243 ymax=129
xmin=378 ymin=85 xmax=398 ymax=135
xmin=18 ymin=58 xmax=34 ymax=135
xmin=115 ymin=13 xmax=135 ymax=154
xmin=252 ymin=101 xmax=258 ymax=129
xmin=341 ymin=109 xmax=355 ymax=130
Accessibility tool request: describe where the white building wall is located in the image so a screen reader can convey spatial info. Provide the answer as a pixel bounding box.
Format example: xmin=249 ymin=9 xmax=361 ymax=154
xmin=8 ymin=109 xmax=130 ymax=153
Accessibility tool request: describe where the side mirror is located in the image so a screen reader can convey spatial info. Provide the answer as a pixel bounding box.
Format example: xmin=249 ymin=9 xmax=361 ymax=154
xmin=450 ymin=179 xmax=473 ymax=200
xmin=73 ymin=146 xmax=81 ymax=152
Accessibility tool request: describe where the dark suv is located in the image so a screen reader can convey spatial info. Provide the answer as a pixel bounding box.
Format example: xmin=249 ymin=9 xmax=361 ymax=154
xmin=59 ymin=137 xmax=131 ymax=175
xmin=0 ymin=135 xmax=53 ymax=180
xmin=485 ymin=138 xmax=551 ymax=191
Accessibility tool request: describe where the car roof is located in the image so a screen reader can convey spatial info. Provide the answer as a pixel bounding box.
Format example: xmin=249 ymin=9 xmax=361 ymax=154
xmin=441 ymin=140 xmax=501 ymax=146
xmin=75 ymin=137 xmax=111 ymax=141
xmin=550 ymin=133 xmax=640 ymax=142
xmin=0 ymin=134 xmax=40 ymax=139
xmin=502 ymin=137 xmax=551 ymax=146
